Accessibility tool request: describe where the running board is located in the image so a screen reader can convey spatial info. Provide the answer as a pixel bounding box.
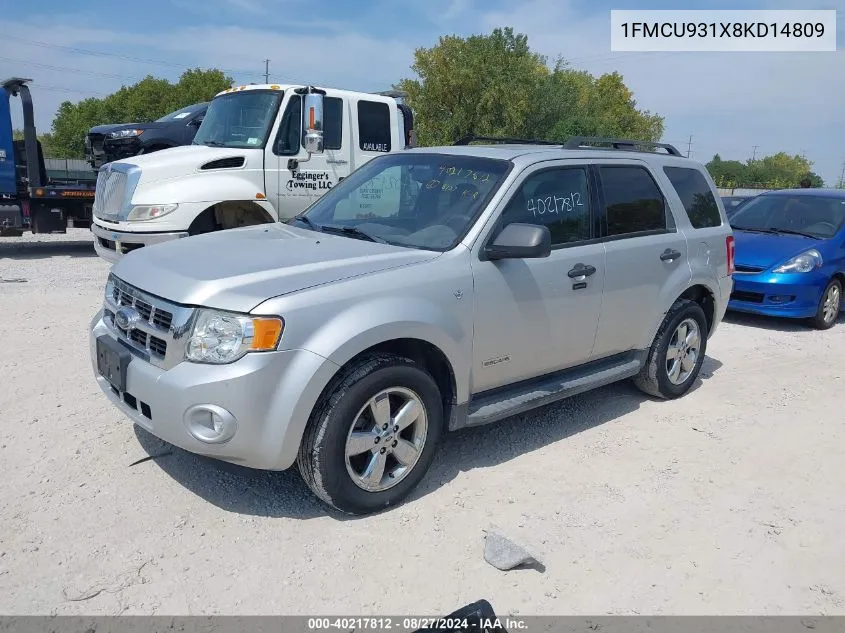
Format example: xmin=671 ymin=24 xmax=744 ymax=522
xmin=453 ymin=351 xmax=647 ymax=430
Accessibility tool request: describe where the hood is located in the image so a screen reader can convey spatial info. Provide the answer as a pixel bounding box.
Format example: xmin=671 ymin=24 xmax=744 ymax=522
xmin=112 ymin=144 xmax=254 ymax=179
xmin=110 ymin=223 xmax=441 ymax=312
xmin=88 ymin=122 xmax=164 ymax=135
xmin=733 ymin=229 xmax=823 ymax=270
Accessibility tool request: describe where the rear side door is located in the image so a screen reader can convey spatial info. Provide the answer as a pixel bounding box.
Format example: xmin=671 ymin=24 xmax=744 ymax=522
xmin=589 ymin=161 xmax=692 ymax=358
xmin=267 ymin=92 xmax=351 ymax=220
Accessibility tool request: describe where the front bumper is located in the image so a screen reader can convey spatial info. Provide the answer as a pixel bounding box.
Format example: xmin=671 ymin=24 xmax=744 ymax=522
xmin=91 ymin=221 xmax=188 ymax=264
xmin=728 ymin=270 xmax=826 ymax=318
xmin=89 ymin=311 xmax=340 ymax=470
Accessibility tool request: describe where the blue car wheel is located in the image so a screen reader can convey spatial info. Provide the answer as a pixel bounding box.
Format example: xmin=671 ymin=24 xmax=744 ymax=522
xmin=810 ymin=278 xmax=842 ymax=330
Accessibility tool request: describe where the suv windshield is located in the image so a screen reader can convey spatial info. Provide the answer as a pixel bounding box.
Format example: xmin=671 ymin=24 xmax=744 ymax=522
xmin=192 ymin=91 xmax=282 ymax=149
xmin=730 ymin=193 xmax=845 ymax=239
xmin=155 ymin=103 xmax=205 ymax=123
xmin=293 ymin=152 xmax=511 ymax=250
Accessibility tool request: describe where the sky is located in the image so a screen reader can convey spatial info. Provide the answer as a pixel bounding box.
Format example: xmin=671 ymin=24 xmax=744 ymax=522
xmin=1 ymin=0 xmax=843 ymax=184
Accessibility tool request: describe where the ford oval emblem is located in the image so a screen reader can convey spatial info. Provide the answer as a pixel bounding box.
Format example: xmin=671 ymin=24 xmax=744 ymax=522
xmin=114 ymin=306 xmax=139 ymax=330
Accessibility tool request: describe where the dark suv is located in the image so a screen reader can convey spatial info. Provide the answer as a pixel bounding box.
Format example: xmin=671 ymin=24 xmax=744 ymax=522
xmin=84 ymin=102 xmax=207 ymax=168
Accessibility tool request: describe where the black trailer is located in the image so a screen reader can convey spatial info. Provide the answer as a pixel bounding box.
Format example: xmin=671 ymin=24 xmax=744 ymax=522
xmin=0 ymin=77 xmax=95 ymax=237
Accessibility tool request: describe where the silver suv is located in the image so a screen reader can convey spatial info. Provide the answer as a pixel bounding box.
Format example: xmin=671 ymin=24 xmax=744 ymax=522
xmin=89 ymin=136 xmax=734 ymax=514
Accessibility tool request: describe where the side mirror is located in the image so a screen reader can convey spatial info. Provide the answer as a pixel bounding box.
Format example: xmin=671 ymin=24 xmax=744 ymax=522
xmin=484 ymin=223 xmax=551 ymax=261
xmin=189 ymin=116 xmax=204 ymax=127
xmin=303 ymin=90 xmax=325 ymax=155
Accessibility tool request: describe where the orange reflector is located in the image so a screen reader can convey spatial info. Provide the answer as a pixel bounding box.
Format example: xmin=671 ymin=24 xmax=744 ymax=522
xmin=309 ymin=106 xmax=315 ymax=130
xmin=256 ymin=192 xmax=265 ymax=199
xmin=270 ymin=84 xmax=280 ymax=90
xmin=251 ymin=317 xmax=283 ymax=350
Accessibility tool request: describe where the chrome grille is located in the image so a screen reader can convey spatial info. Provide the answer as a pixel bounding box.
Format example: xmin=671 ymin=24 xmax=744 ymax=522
xmin=103 ymin=276 xmax=195 ymax=370
xmin=93 ymin=168 xmax=128 ymax=220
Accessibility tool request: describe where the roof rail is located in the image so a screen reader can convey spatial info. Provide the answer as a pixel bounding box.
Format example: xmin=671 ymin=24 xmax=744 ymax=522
xmin=564 ymin=136 xmax=683 ymax=157
xmin=453 ymin=134 xmax=560 ymax=146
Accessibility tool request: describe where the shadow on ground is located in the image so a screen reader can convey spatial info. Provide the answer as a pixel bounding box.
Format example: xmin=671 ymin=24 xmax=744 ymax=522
xmin=0 ymin=239 xmax=97 ymax=260
xmin=134 ymin=354 xmax=725 ymax=521
xmin=723 ymin=309 xmax=844 ymax=333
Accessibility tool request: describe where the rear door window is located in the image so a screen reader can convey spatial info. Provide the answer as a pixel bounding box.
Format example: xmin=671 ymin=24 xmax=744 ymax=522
xmin=357 ymin=101 xmax=392 ymax=153
xmin=598 ymin=165 xmax=668 ymax=237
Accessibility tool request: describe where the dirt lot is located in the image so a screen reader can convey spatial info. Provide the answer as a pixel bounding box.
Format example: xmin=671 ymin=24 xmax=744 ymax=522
xmin=1 ymin=229 xmax=844 ymax=616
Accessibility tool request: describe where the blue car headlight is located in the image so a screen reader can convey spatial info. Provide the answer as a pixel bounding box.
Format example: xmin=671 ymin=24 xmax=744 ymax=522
xmin=772 ymin=249 xmax=823 ymax=274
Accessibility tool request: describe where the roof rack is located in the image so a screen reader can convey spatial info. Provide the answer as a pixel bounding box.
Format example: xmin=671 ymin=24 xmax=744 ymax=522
xmin=453 ymin=134 xmax=560 ymax=146
xmin=564 ymin=136 xmax=684 ymax=157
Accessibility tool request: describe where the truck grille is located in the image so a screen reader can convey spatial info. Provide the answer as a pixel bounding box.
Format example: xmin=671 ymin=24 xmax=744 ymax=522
xmin=103 ymin=276 xmax=195 ymax=370
xmin=93 ymin=167 xmax=128 ymax=220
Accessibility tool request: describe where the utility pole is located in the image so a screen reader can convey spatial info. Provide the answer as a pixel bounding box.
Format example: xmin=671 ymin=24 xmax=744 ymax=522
xmin=838 ymin=160 xmax=845 ymax=188
xmin=751 ymin=145 xmax=759 ymax=160
xmin=686 ymin=135 xmax=693 ymax=158
xmin=263 ymin=59 xmax=270 ymax=83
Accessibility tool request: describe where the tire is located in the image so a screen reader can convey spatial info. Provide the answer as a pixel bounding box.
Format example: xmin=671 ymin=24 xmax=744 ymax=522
xmin=633 ymin=299 xmax=709 ymax=399
xmin=809 ymin=278 xmax=841 ymax=330
xmin=297 ymin=353 xmax=444 ymax=515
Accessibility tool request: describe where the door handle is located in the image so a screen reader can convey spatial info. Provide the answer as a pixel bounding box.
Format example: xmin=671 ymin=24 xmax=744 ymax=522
xmin=660 ymin=248 xmax=682 ymax=262
xmin=326 ymin=158 xmax=348 ymax=165
xmin=567 ymin=263 xmax=597 ymax=279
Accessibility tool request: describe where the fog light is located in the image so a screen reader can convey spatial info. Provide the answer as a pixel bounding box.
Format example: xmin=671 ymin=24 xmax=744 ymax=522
xmin=768 ymin=295 xmax=794 ymax=304
xmin=183 ymin=404 xmax=237 ymax=444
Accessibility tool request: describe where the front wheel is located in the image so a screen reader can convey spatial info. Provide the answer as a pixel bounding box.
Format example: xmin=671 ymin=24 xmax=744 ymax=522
xmin=809 ymin=278 xmax=841 ymax=330
xmin=634 ymin=299 xmax=708 ymax=399
xmin=297 ymin=353 xmax=444 ymax=515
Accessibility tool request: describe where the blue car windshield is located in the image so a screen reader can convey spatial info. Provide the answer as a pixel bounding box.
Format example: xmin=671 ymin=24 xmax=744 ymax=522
xmin=294 ymin=153 xmax=511 ymax=251
xmin=730 ymin=194 xmax=845 ymax=239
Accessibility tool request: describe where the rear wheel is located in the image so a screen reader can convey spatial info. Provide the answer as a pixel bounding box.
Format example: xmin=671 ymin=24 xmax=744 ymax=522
xmin=809 ymin=278 xmax=841 ymax=330
xmin=297 ymin=353 xmax=444 ymax=515
xmin=634 ymin=299 xmax=708 ymax=399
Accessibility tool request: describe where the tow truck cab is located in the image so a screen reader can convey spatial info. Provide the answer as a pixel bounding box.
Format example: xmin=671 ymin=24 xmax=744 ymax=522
xmin=0 ymin=77 xmax=95 ymax=237
xmin=90 ymin=84 xmax=416 ymax=263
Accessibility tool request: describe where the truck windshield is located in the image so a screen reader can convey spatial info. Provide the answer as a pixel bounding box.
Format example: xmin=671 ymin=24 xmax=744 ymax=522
xmin=294 ymin=153 xmax=511 ymax=251
xmin=192 ymin=91 xmax=282 ymax=149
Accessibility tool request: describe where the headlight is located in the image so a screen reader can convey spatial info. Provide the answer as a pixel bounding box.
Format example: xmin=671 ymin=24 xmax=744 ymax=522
xmin=109 ymin=129 xmax=144 ymax=138
xmin=773 ymin=249 xmax=823 ymax=273
xmin=185 ymin=309 xmax=284 ymax=364
xmin=126 ymin=203 xmax=178 ymax=221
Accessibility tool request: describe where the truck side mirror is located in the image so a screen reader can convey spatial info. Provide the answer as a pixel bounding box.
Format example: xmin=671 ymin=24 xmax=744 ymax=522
xmin=303 ymin=91 xmax=324 ymax=155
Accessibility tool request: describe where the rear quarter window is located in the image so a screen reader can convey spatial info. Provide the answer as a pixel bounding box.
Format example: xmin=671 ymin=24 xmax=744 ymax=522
xmin=664 ymin=166 xmax=722 ymax=229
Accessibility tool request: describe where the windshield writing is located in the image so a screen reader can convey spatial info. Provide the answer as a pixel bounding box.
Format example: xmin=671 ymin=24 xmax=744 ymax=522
xmin=193 ymin=91 xmax=282 ymax=149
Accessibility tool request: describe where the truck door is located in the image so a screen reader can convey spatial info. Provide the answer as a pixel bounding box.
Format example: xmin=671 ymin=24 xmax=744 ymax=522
xmin=265 ymin=92 xmax=351 ymax=221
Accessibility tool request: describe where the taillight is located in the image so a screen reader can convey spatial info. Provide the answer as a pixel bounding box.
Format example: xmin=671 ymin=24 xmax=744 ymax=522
xmin=21 ymin=200 xmax=30 ymax=218
xmin=726 ymin=235 xmax=735 ymax=275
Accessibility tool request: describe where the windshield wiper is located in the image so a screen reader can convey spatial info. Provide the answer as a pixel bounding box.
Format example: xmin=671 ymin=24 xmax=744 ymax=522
xmin=731 ymin=226 xmax=777 ymax=234
xmin=768 ymin=228 xmax=820 ymax=239
xmin=319 ymin=224 xmax=388 ymax=244
xmin=292 ymin=215 xmax=320 ymax=231
xmin=201 ymin=140 xmax=227 ymax=147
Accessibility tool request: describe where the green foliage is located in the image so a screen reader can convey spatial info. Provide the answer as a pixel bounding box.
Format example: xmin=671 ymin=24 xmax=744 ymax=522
xmin=707 ymin=152 xmax=826 ymax=189
xmin=396 ymin=27 xmax=663 ymax=147
xmin=49 ymin=68 xmax=233 ymax=158
xmin=13 ymin=129 xmax=55 ymax=157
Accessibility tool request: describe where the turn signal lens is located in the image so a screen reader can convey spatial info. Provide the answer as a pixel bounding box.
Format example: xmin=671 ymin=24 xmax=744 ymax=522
xmin=251 ymin=317 xmax=284 ymax=350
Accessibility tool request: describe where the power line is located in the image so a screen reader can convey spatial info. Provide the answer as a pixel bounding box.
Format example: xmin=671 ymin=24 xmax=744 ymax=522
xmin=0 ymin=55 xmax=144 ymax=82
xmin=2 ymin=33 xmax=263 ymax=80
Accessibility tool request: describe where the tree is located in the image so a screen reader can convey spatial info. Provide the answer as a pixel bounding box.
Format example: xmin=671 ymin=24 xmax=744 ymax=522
xmin=707 ymin=152 xmax=826 ymax=189
xmin=396 ymin=27 xmax=663 ymax=147
xmin=13 ymin=129 xmax=55 ymax=157
xmin=48 ymin=68 xmax=233 ymax=158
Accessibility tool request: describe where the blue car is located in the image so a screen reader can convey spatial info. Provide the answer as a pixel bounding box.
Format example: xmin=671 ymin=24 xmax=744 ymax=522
xmin=728 ymin=188 xmax=845 ymax=329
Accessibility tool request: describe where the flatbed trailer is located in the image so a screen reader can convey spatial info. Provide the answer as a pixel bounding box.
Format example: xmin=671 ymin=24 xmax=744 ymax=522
xmin=1 ymin=77 xmax=95 ymax=237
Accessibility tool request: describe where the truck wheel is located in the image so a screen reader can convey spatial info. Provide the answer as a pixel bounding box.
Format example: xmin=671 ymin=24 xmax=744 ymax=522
xmin=297 ymin=353 xmax=444 ymax=515
xmin=809 ymin=278 xmax=841 ymax=330
xmin=633 ymin=299 xmax=708 ymax=400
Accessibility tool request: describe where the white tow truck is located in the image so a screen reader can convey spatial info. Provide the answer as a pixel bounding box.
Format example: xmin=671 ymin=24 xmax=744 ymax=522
xmin=90 ymin=84 xmax=416 ymax=262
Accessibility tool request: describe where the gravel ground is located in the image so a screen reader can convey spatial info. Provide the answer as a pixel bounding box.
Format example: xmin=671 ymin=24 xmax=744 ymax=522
xmin=1 ymin=229 xmax=844 ymax=616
